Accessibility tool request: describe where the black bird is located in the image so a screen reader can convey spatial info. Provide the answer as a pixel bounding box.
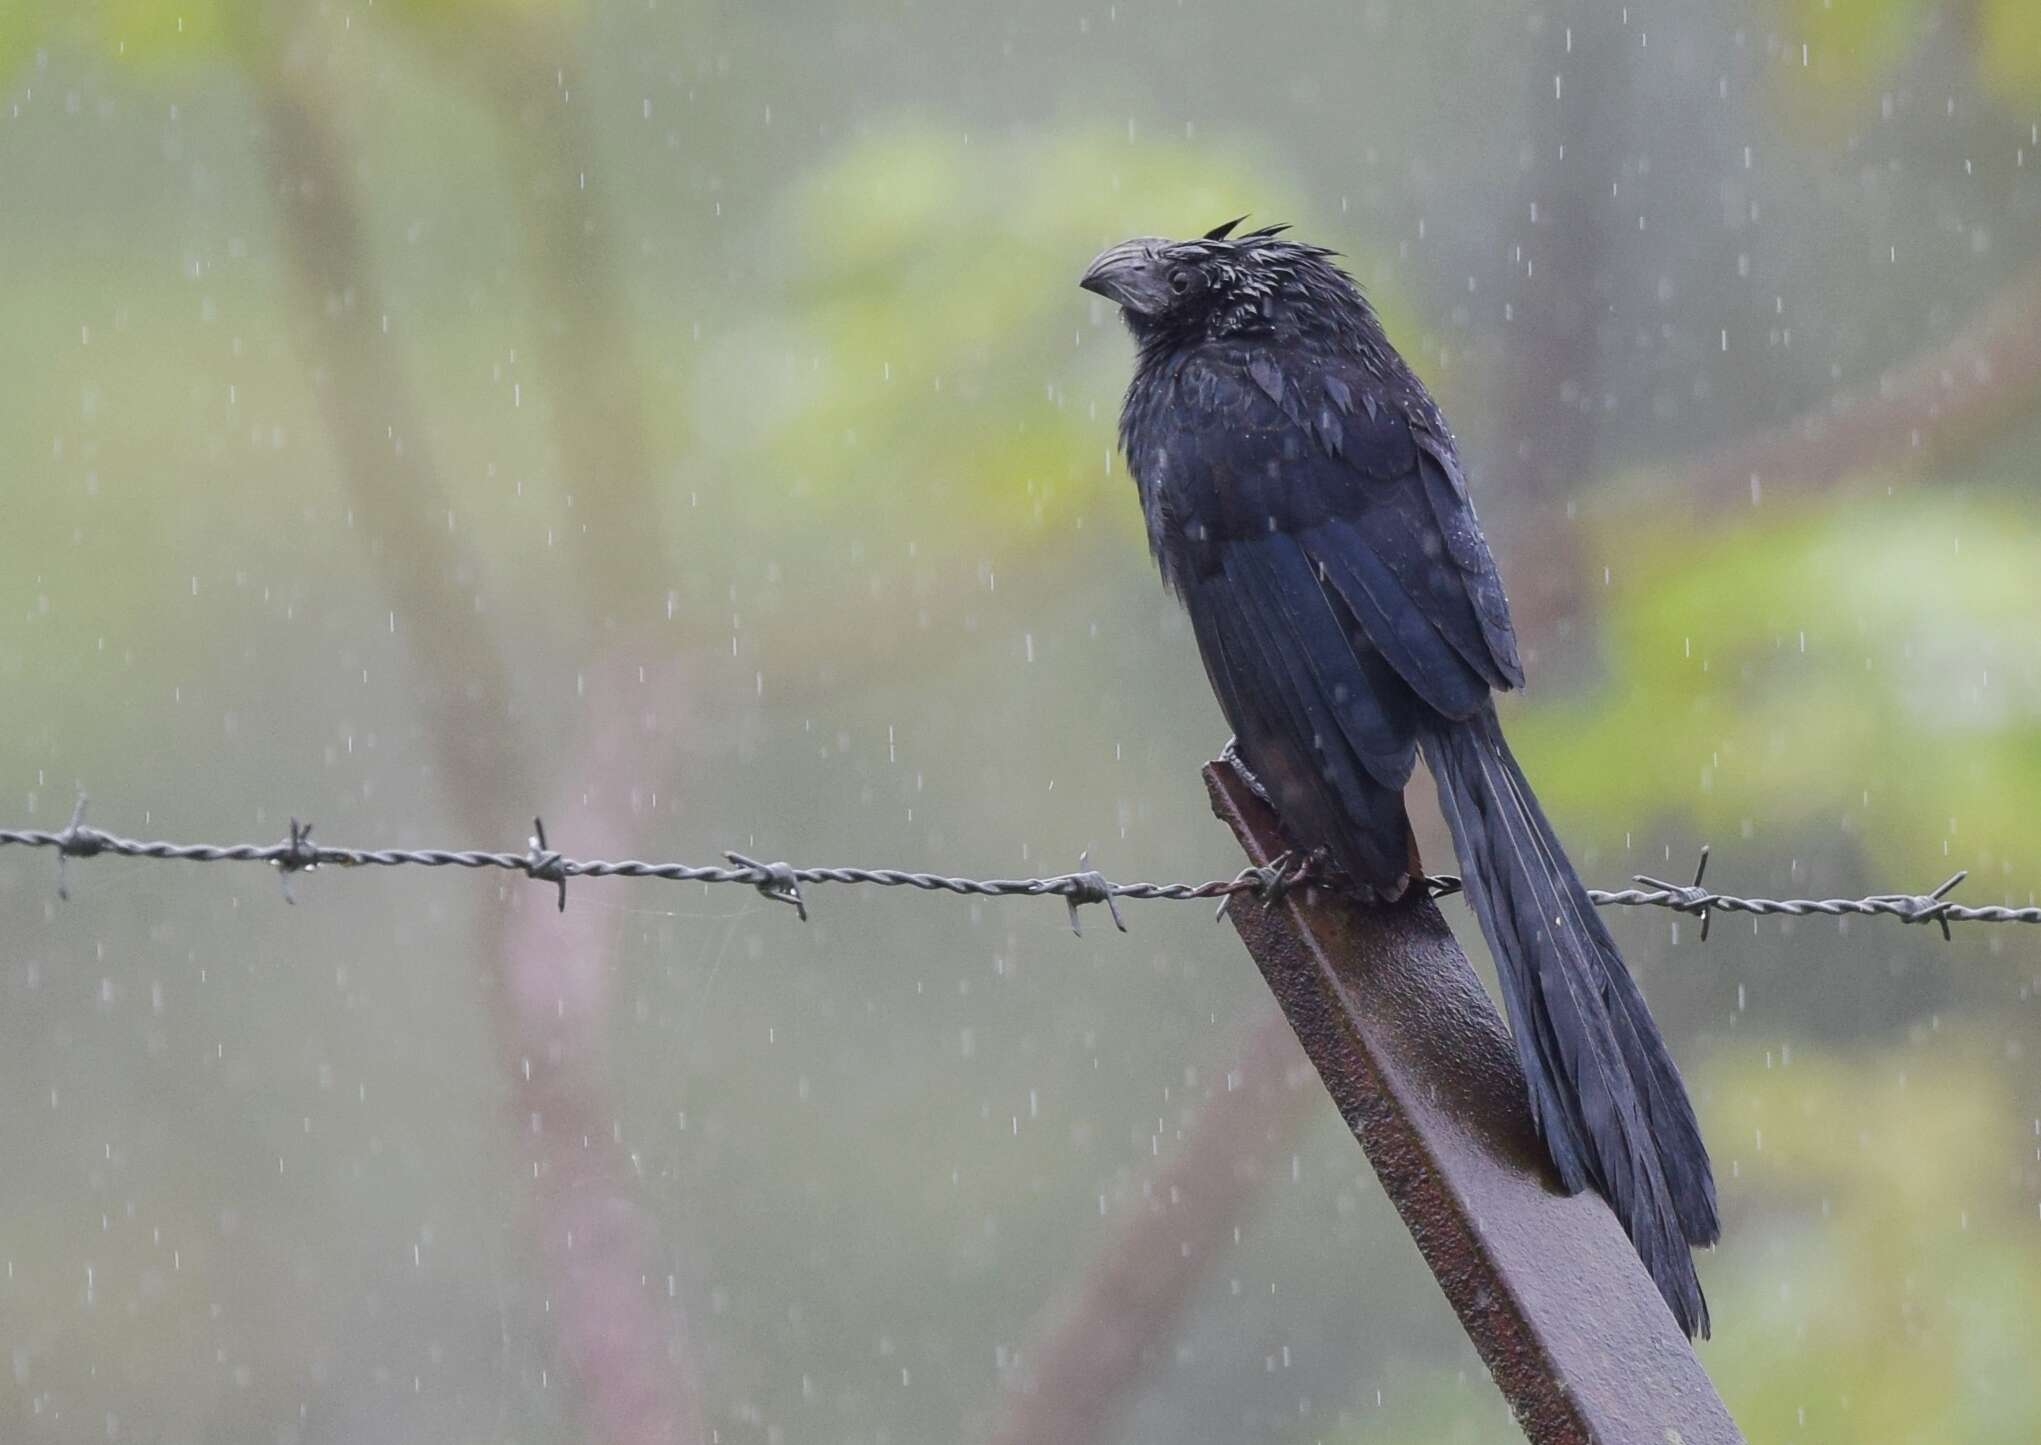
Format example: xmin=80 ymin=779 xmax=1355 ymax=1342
xmin=1081 ymin=220 xmax=1720 ymax=1337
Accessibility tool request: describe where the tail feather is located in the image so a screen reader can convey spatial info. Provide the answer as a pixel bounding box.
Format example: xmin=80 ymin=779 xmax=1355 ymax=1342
xmin=1425 ymin=706 xmax=1717 ymax=1337
xmin=1481 ymin=727 xmax=1719 ymax=1247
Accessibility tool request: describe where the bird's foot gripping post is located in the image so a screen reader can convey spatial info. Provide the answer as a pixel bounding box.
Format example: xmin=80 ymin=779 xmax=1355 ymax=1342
xmin=1203 ymin=759 xmax=1743 ymax=1445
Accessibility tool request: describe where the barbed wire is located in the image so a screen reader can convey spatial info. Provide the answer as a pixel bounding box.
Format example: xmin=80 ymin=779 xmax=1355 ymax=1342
xmin=1 ymin=797 xmax=2034 ymax=940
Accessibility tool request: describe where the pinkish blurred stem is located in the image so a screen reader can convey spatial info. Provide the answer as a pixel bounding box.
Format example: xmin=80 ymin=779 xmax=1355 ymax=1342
xmin=259 ymin=18 xmax=704 ymax=1441
xmin=487 ymin=656 xmax=705 ymax=1445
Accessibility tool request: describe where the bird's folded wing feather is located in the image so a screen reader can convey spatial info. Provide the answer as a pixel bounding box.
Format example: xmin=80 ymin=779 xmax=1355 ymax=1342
xmin=1159 ymin=350 xmax=1524 ymax=721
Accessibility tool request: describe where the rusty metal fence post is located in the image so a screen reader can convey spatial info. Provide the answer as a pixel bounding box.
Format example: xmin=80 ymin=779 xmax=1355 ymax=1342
xmin=1205 ymin=762 xmax=1743 ymax=1445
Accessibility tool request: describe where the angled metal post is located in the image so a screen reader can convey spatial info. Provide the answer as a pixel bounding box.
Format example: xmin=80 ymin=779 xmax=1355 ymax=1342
xmin=1205 ymin=761 xmax=1743 ymax=1445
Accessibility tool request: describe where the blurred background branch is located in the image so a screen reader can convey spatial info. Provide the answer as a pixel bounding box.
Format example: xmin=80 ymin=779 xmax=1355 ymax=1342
xmin=1486 ymin=4 xmax=1628 ymax=675
xmin=398 ymin=4 xmax=675 ymax=621
xmin=1667 ymin=250 xmax=2041 ymax=513
xmin=980 ymin=1007 xmax=1314 ymax=1445
xmin=257 ymin=8 xmax=702 ymax=1441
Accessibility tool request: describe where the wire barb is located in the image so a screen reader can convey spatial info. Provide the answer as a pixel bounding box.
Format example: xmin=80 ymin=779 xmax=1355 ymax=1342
xmin=726 ymin=851 xmax=807 ymax=921
xmin=1213 ymin=849 xmax=1360 ymax=920
xmin=1215 ymin=856 xmax=1287 ymax=921
xmin=1062 ymin=851 xmax=1126 ymax=936
xmin=274 ymin=819 xmax=318 ymax=905
xmin=525 ymin=817 xmax=570 ymax=912
xmin=1633 ymin=846 xmax=1716 ymax=940
xmin=3 ymin=811 xmax=2037 ymax=935
xmin=52 ymin=794 xmax=104 ymax=902
xmin=1873 ymin=870 xmax=1967 ymax=942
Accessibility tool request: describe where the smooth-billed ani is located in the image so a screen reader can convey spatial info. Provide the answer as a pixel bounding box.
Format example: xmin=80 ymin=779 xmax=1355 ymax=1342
xmin=1081 ymin=219 xmax=1720 ymax=1337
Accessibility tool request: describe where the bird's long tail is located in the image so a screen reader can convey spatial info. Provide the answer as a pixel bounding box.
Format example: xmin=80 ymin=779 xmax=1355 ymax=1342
xmin=1423 ymin=704 xmax=1719 ymax=1337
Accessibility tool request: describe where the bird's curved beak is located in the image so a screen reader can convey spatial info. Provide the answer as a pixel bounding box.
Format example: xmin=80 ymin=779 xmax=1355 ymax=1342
xmin=1080 ymin=238 xmax=1173 ymax=316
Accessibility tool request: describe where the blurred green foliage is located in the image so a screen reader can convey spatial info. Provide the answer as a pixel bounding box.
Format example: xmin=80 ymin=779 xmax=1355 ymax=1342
xmin=1782 ymin=0 xmax=1927 ymax=108
xmin=7 ymin=0 xmax=247 ymax=72
xmin=1977 ymin=0 xmax=2041 ymax=102
xmin=1784 ymin=0 xmax=2041 ymax=109
xmin=1516 ymin=492 xmax=2041 ymax=886
xmin=1703 ymin=1031 xmax=2041 ymax=1439
xmin=386 ymin=0 xmax=582 ymax=25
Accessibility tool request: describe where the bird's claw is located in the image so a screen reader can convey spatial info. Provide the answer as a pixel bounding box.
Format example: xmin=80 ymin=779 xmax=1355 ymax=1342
xmin=1219 ymin=736 xmax=1273 ymax=805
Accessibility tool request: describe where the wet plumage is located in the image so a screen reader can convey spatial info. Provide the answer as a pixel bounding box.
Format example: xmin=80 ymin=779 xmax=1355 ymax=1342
xmin=1082 ymin=221 xmax=1721 ymax=1337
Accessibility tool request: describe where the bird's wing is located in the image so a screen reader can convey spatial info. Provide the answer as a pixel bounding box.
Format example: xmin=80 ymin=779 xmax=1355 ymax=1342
xmin=1181 ymin=526 xmax=1421 ymax=892
xmin=1161 ymin=348 xmax=1523 ymax=723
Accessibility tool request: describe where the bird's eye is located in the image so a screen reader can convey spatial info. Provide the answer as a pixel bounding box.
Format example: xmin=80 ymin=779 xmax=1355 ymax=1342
xmin=1168 ymin=269 xmax=1193 ymax=295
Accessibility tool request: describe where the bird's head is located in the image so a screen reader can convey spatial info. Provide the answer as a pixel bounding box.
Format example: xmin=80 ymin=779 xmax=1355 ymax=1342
xmin=1079 ymin=218 xmax=1367 ymax=347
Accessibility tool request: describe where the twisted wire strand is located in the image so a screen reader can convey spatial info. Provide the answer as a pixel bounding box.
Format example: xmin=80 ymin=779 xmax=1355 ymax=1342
xmin=2 ymin=803 xmax=2033 ymax=938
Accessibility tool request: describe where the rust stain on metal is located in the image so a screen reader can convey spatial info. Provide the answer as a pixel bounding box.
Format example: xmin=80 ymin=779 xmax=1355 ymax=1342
xmin=1205 ymin=761 xmax=1743 ymax=1445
